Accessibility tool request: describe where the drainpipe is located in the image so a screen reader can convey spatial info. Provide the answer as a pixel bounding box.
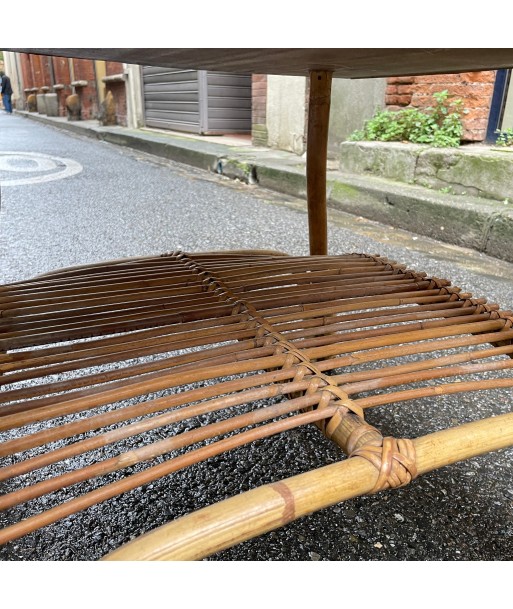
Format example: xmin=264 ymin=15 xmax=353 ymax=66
xmin=485 ymin=69 xmax=511 ymax=143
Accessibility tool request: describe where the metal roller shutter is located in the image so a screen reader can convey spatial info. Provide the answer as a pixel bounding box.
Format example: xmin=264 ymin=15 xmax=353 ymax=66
xmin=142 ymin=67 xmax=200 ymax=133
xmin=142 ymin=67 xmax=251 ymax=134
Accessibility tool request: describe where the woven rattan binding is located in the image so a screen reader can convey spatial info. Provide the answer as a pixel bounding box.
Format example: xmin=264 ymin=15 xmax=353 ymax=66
xmin=1 ymin=250 xmax=512 ymax=553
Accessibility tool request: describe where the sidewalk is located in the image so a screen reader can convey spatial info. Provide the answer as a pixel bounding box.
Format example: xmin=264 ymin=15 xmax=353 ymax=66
xmin=17 ymin=110 xmax=513 ymax=264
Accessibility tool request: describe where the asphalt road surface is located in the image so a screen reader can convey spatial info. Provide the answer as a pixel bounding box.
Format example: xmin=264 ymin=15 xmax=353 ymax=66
xmin=0 ymin=112 xmax=512 ymax=563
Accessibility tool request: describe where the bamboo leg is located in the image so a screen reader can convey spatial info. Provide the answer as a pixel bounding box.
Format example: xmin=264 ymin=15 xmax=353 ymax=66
xmin=102 ymin=411 xmax=513 ymax=561
xmin=307 ymin=70 xmax=333 ymax=256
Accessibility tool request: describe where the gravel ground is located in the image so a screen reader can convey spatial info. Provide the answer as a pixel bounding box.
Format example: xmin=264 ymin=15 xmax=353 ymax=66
xmin=0 ymin=113 xmax=512 ymax=562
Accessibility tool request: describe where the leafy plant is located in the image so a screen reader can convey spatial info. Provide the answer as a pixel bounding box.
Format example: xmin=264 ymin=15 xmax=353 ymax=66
xmin=495 ymin=128 xmax=513 ymax=147
xmin=349 ymin=90 xmax=466 ymax=148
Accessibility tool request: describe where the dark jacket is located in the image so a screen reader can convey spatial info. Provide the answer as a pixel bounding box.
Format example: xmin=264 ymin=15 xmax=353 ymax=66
xmin=1 ymin=75 xmax=13 ymax=96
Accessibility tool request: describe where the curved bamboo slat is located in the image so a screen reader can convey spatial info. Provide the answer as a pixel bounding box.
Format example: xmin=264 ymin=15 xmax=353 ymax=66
xmin=1 ymin=250 xmax=512 ymax=556
xmin=103 ymin=410 xmax=513 ymax=561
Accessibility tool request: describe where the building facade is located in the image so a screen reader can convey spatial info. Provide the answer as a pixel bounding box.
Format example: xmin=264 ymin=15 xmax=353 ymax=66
xmin=3 ymin=52 xmax=138 ymax=127
xmin=3 ymin=51 xmax=512 ymax=153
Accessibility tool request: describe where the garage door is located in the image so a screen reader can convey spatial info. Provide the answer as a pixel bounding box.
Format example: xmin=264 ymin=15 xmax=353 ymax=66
xmin=142 ymin=67 xmax=251 ymax=134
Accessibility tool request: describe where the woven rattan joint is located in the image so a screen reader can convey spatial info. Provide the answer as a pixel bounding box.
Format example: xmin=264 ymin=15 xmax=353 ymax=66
xmin=1 ymin=250 xmax=513 ymax=559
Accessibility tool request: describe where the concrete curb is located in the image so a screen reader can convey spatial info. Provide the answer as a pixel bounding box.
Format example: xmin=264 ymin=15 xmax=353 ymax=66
xmin=252 ymin=162 xmax=513 ymax=262
xmin=18 ymin=111 xmax=513 ymax=263
xmin=326 ymin=172 xmax=513 ymax=262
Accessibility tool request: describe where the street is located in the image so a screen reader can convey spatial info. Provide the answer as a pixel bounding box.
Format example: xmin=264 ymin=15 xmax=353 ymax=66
xmin=1 ymin=112 xmax=512 ymax=561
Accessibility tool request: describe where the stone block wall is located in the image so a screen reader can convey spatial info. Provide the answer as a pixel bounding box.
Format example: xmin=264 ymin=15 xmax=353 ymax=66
xmin=340 ymin=140 xmax=513 ymax=202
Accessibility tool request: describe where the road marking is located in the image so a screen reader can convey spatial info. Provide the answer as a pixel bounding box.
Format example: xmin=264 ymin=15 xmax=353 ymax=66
xmin=0 ymin=151 xmax=83 ymax=186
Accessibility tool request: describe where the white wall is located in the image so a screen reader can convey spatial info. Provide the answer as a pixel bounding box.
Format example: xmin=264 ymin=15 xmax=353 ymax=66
xmin=328 ymin=77 xmax=387 ymax=155
xmin=266 ymin=75 xmax=307 ymax=155
xmin=124 ymin=64 xmax=145 ymax=129
xmin=264 ymin=74 xmax=387 ymax=158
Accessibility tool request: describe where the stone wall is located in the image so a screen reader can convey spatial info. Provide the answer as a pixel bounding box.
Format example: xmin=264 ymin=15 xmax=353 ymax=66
xmin=340 ymin=140 xmax=513 ymax=203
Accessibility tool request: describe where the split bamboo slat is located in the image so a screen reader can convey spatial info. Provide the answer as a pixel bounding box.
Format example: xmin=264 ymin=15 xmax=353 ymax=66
xmin=1 ymin=249 xmax=513 ymax=558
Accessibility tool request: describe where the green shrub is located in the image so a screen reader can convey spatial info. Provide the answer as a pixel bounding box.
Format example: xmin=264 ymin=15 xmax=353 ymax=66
xmin=495 ymin=128 xmax=513 ymax=147
xmin=349 ymin=90 xmax=465 ymax=148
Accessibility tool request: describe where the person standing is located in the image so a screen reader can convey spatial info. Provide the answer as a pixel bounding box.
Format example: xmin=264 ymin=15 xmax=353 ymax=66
xmin=1 ymin=71 xmax=13 ymax=113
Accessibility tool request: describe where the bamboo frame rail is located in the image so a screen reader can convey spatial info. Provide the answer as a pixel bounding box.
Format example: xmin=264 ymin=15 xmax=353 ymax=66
xmin=103 ymin=411 xmax=513 ymax=561
xmin=1 ymin=250 xmax=513 ymax=556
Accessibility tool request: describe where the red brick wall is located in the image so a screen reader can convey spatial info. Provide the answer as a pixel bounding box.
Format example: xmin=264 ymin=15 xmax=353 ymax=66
xmin=29 ymin=54 xmax=51 ymax=89
xmin=105 ymin=61 xmax=124 ymax=76
xmin=20 ymin=54 xmax=34 ymax=91
xmin=40 ymin=57 xmax=52 ymax=88
xmin=20 ymin=54 xmax=99 ymax=119
xmin=105 ymin=81 xmax=128 ymax=126
xmin=385 ymin=72 xmax=496 ymax=142
xmin=252 ymin=74 xmax=268 ymax=145
xmin=52 ymin=57 xmax=71 ymax=85
xmin=51 ymin=57 xmax=72 ymax=116
xmin=24 ymin=54 xmax=52 ymax=91
xmin=102 ymin=62 xmax=127 ymax=126
xmin=30 ymin=54 xmax=45 ymax=89
xmin=20 ymin=54 xmax=129 ymax=123
xmin=71 ymin=58 xmax=98 ymax=120
xmin=72 ymin=58 xmax=95 ymax=82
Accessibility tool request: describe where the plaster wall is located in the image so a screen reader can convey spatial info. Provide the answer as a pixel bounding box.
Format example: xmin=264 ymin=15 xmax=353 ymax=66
xmin=125 ymin=64 xmax=145 ymax=129
xmin=266 ymin=75 xmax=307 ymax=155
xmin=328 ymin=77 xmax=387 ymax=154
xmin=266 ymin=75 xmax=386 ymax=157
